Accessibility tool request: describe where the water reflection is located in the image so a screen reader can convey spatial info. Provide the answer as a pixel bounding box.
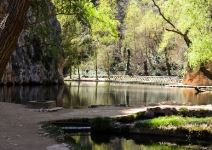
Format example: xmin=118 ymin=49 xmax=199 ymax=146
xmin=0 ymin=82 xmax=211 ymax=108
xmin=0 ymin=85 xmax=64 ymax=106
xmin=62 ymin=81 xmax=212 ymax=108
xmin=66 ymin=133 xmax=211 ymax=150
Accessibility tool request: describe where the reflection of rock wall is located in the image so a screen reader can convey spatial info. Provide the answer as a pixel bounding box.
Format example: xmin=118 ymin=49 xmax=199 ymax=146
xmin=183 ymin=62 xmax=212 ymax=86
xmin=0 ymin=86 xmax=64 ymax=106
xmin=1 ymin=0 xmax=64 ymax=85
xmin=182 ymin=88 xmax=212 ymax=105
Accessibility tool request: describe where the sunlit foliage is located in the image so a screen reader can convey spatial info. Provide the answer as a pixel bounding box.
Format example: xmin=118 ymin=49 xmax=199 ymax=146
xmin=51 ymin=0 xmax=118 ymax=75
xmin=144 ymin=0 xmax=212 ymax=67
xmin=52 ymin=0 xmax=212 ymax=76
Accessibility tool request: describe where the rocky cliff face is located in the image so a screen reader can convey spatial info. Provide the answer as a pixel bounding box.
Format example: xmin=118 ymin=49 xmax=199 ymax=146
xmin=183 ymin=62 xmax=212 ymax=86
xmin=1 ymin=0 xmax=64 ymax=85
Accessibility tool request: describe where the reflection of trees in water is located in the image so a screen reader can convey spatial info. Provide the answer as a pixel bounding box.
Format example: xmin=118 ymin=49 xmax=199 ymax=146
xmin=70 ymin=134 xmax=124 ymax=150
xmin=109 ymin=85 xmax=177 ymax=106
xmin=95 ymin=82 xmax=98 ymax=104
xmin=62 ymin=84 xmax=72 ymax=108
xmin=63 ymin=82 xmax=91 ymax=108
xmin=68 ymin=134 xmax=189 ymax=150
xmin=2 ymin=82 xmax=210 ymax=107
xmin=64 ymin=82 xmax=125 ymax=107
xmin=63 ymin=82 xmax=211 ymax=108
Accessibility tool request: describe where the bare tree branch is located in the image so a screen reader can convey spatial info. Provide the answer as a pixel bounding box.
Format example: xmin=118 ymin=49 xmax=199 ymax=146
xmin=165 ymin=28 xmax=184 ymax=36
xmin=152 ymin=0 xmax=191 ymax=47
xmin=152 ymin=0 xmax=183 ymax=35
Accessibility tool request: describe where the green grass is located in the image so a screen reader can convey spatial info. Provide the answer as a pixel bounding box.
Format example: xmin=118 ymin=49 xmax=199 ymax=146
xmin=135 ymin=116 xmax=212 ymax=128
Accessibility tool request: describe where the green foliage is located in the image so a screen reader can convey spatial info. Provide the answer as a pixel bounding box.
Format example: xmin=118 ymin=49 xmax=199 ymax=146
xmin=124 ymin=0 xmax=143 ymax=50
xmin=52 ymin=0 xmax=118 ymax=43
xmin=29 ymin=0 xmax=61 ymax=59
xmin=52 ymin=0 xmax=118 ymax=73
xmin=123 ymin=0 xmax=176 ymax=75
xmin=146 ymin=0 xmax=212 ymax=67
xmin=187 ymin=34 xmax=212 ymax=67
xmin=51 ymin=0 xmax=212 ymax=75
xmin=135 ymin=116 xmax=212 ymax=128
xmin=89 ymin=0 xmax=119 ymax=44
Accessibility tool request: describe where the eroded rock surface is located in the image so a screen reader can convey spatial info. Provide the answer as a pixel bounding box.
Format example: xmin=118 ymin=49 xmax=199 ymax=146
xmin=183 ymin=62 xmax=212 ymax=86
xmin=1 ymin=0 xmax=64 ymax=85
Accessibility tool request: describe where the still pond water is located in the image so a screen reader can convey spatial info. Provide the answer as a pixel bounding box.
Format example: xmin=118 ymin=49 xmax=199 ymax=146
xmin=66 ymin=133 xmax=212 ymax=150
xmin=0 ymin=81 xmax=211 ymax=107
xmin=1 ymin=82 xmax=211 ymax=150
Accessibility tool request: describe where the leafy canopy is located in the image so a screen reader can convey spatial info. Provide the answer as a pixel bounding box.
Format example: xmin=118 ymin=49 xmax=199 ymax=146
xmin=144 ymin=0 xmax=212 ymax=67
xmin=51 ymin=0 xmax=119 ymax=70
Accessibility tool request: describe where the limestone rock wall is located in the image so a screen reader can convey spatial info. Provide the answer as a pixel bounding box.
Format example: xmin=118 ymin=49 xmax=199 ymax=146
xmin=1 ymin=0 xmax=64 ymax=85
xmin=183 ymin=62 xmax=212 ymax=86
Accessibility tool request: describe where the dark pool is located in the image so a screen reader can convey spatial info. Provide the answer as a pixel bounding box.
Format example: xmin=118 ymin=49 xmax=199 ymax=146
xmin=64 ymin=133 xmax=212 ymax=150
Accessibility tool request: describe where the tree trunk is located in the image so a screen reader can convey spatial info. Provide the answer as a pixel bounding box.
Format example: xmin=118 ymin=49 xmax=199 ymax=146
xmin=164 ymin=48 xmax=171 ymax=76
xmin=77 ymin=65 xmax=80 ymax=80
xmin=126 ymin=48 xmax=131 ymax=75
xmin=69 ymin=65 xmax=72 ymax=79
xmin=183 ymin=33 xmax=192 ymax=47
xmin=0 ymin=0 xmax=30 ymax=78
xmin=200 ymin=64 xmax=212 ymax=80
xmin=107 ymin=52 xmax=110 ymax=80
xmin=95 ymin=49 xmax=98 ymax=80
xmin=143 ymin=60 xmax=149 ymax=76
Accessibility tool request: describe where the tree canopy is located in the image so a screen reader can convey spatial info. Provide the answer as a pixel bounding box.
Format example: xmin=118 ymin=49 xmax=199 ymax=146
xmin=0 ymin=0 xmax=211 ymax=78
xmin=149 ymin=0 xmax=212 ymax=67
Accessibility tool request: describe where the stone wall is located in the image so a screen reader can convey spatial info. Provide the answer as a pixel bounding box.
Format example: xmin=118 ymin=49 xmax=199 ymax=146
xmin=1 ymin=0 xmax=64 ymax=85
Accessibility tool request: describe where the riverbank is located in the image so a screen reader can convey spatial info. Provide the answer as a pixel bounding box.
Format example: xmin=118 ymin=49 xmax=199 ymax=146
xmin=1 ymin=102 xmax=212 ymax=149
